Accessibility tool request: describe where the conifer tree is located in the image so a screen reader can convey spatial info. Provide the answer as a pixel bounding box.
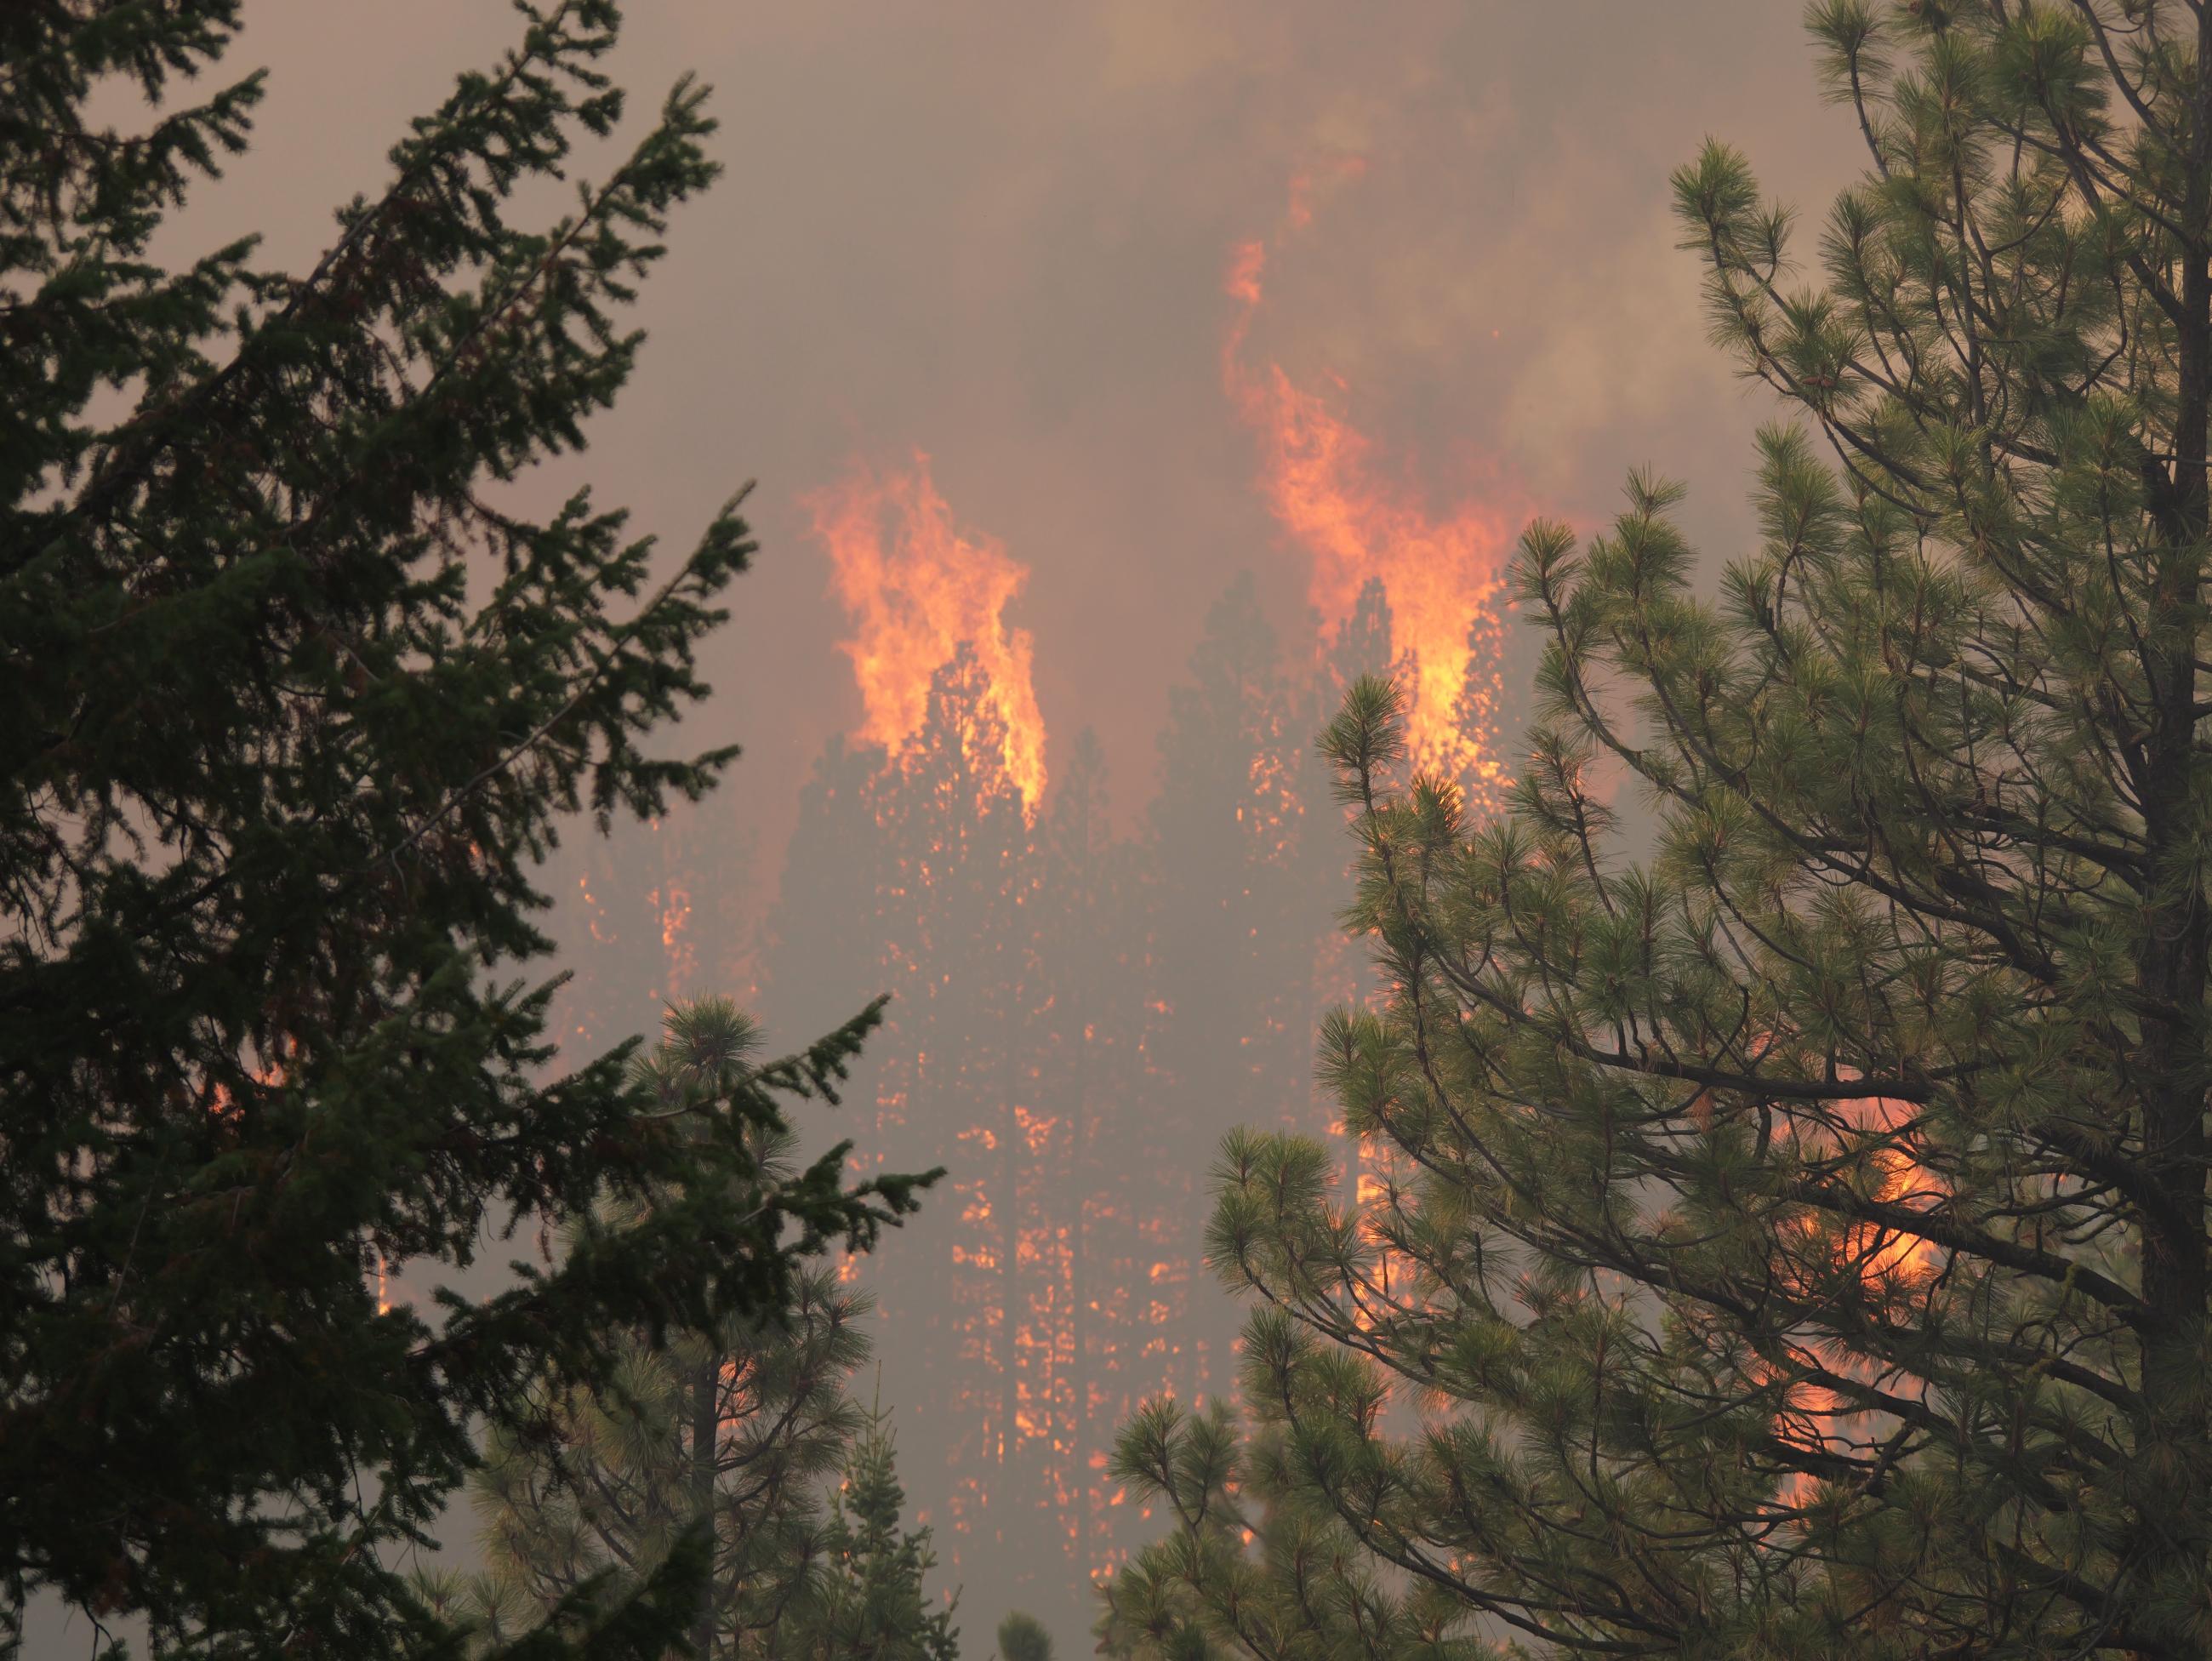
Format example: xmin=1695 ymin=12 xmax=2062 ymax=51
xmin=1031 ymin=729 xmax=1154 ymax=1549
xmin=863 ymin=648 xmax=1045 ymax=1561
xmin=762 ymin=737 xmax=890 ymax=1049
xmin=1096 ymin=1401 xmax=1445 ymax=1661
xmin=554 ymin=807 xmax=762 ymax=1057
xmin=1327 ymin=578 xmax=1397 ymax=695
xmin=1108 ymin=4 xmax=2212 ymax=1654
xmin=0 ymin=4 xmax=928 ymax=1652
xmin=453 ymin=1002 xmax=871 ymax=1661
xmin=790 ymin=1405 xmax=961 ymax=1661
xmin=1149 ymin=574 xmax=1313 ymax=1140
xmin=992 ymin=1610 xmax=1052 ymax=1661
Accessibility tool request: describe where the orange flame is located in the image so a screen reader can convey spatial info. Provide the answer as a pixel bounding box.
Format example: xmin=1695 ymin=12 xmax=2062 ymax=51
xmin=1224 ymin=171 xmax=1519 ymax=794
xmin=1763 ymin=1086 xmax=1947 ymax=1509
xmin=807 ymin=454 xmax=1047 ymax=808
xmin=1785 ymin=1090 xmax=1947 ymax=1294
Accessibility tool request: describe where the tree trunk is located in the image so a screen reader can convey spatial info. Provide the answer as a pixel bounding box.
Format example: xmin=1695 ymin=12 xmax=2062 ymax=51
xmin=2130 ymin=20 xmax=2212 ymax=1643
xmin=691 ymin=1350 xmax=721 ymax=1660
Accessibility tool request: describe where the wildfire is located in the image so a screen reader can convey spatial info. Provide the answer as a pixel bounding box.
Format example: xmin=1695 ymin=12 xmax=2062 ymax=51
xmin=807 ymin=454 xmax=1048 ymax=808
xmin=1783 ymin=1089 xmax=1947 ymax=1296
xmin=1763 ymin=1086 xmax=1947 ymax=1510
xmin=1224 ymin=168 xmax=1519 ymax=795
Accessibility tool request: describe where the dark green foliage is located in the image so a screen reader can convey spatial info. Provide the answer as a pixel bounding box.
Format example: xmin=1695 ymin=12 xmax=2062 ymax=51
xmin=992 ymin=1610 xmax=1051 ymax=1661
xmin=1106 ymin=4 xmax=2212 ymax=1656
xmin=433 ymin=1002 xmax=875 ymax=1660
xmin=790 ymin=1406 xmax=961 ymax=1661
xmin=1096 ymin=1399 xmax=1468 ymax=1661
xmin=0 ymin=4 xmax=931 ymax=1654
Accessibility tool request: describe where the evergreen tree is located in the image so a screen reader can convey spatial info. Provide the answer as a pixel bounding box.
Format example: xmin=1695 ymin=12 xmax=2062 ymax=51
xmin=1132 ymin=575 xmax=1334 ymax=1423
xmin=454 ymin=1002 xmax=871 ymax=1661
xmin=1096 ymin=1401 xmax=1450 ymax=1661
xmin=1303 ymin=579 xmax=1399 ymax=1021
xmin=553 ymin=805 xmax=762 ymax=1059
xmin=0 ymin=3 xmax=929 ymax=1652
xmin=1030 ymin=730 xmax=1158 ymax=1552
xmin=1109 ymin=5 xmax=2212 ymax=1654
xmin=790 ymin=1405 xmax=961 ymax=1661
xmin=1148 ymin=574 xmax=1314 ymax=1142
xmin=861 ymin=647 xmax=1042 ymax=1555
xmin=1326 ymin=577 xmax=1397 ymax=695
xmin=992 ymin=1611 xmax=1052 ymax=1661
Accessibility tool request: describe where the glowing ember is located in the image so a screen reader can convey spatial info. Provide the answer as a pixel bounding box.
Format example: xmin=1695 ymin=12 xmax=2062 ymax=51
xmin=807 ymin=454 xmax=1048 ymax=808
xmin=1223 ymin=175 xmax=1519 ymax=796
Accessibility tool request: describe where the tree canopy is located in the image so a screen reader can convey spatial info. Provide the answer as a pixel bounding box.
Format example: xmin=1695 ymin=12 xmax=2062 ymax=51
xmin=993 ymin=1610 xmax=1052 ymax=1661
xmin=0 ymin=3 xmax=927 ymax=1654
xmin=789 ymin=1404 xmax=961 ymax=1661
xmin=1104 ymin=3 xmax=2212 ymax=1655
xmin=441 ymin=1002 xmax=873 ymax=1661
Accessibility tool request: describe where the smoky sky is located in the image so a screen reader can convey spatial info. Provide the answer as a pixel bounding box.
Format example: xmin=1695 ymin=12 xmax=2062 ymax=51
xmin=117 ymin=2 xmax=1878 ymax=1649
xmin=186 ymin=0 xmax=1861 ymax=857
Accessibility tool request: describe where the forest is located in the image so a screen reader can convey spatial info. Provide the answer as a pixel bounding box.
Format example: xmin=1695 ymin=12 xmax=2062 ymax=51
xmin=8 ymin=3 xmax=2212 ymax=1658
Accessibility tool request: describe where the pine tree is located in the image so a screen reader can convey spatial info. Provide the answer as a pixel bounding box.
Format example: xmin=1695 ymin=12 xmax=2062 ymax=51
xmin=552 ymin=806 xmax=763 ymax=1058
xmin=790 ymin=1405 xmax=961 ymax=1661
xmin=1109 ymin=5 xmax=2212 ymax=1655
xmin=1126 ymin=575 xmax=1332 ymax=1428
xmin=1030 ymin=730 xmax=1157 ymax=1560
xmin=453 ymin=1002 xmax=872 ymax=1661
xmin=1095 ymin=1401 xmax=1457 ymax=1661
xmin=992 ymin=1610 xmax=1052 ymax=1661
xmin=0 ymin=4 xmax=929 ymax=1652
xmin=1326 ymin=577 xmax=1397 ymax=695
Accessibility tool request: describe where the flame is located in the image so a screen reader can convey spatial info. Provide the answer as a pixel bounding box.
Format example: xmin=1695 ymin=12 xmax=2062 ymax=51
xmin=657 ymin=872 xmax=694 ymax=998
xmin=1781 ymin=1088 xmax=1946 ymax=1296
xmin=1224 ymin=171 xmax=1519 ymax=793
xmin=807 ymin=454 xmax=1047 ymax=808
xmin=1760 ymin=1086 xmax=1947 ymax=1509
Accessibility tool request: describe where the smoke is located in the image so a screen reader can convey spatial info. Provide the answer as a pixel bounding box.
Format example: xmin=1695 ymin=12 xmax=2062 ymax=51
xmin=148 ymin=3 xmax=1872 ymax=1652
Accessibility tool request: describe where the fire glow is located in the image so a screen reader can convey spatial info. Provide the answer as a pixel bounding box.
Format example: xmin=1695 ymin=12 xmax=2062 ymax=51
xmin=807 ymin=454 xmax=1048 ymax=809
xmin=1764 ymin=1087 xmax=1947 ymax=1510
xmin=1224 ymin=168 xmax=1519 ymax=795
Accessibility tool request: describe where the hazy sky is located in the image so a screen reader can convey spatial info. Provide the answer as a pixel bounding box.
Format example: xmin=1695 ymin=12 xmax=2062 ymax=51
xmin=177 ymin=1 xmax=1862 ymax=870
xmin=75 ymin=6 xmax=1877 ymax=1649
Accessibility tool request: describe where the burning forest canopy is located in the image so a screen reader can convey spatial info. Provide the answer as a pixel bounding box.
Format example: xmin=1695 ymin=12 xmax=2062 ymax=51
xmin=549 ymin=152 xmax=1556 ymax=1633
xmin=493 ymin=9 xmax=1861 ymax=1647
xmin=10 ymin=4 xmax=1925 ymax=1658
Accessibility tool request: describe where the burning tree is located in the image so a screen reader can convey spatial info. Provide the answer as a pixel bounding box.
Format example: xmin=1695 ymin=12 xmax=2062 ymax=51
xmin=1103 ymin=4 xmax=2212 ymax=1654
xmin=775 ymin=446 xmax=1362 ymax=1619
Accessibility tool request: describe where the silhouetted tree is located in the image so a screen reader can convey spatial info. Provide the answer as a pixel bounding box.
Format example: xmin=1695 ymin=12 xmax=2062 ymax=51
xmin=1022 ymin=731 xmax=1140 ymax=1553
xmin=762 ymin=736 xmax=891 ymax=1048
xmin=0 ymin=3 xmax=930 ymax=1652
xmin=554 ymin=807 xmax=762 ymax=1056
xmin=1148 ymin=573 xmax=1315 ymax=1140
xmin=443 ymin=1002 xmax=871 ymax=1660
xmin=848 ymin=648 xmax=1043 ymax=1557
xmin=790 ymin=1404 xmax=961 ymax=1661
xmin=1326 ymin=577 xmax=1398 ymax=694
